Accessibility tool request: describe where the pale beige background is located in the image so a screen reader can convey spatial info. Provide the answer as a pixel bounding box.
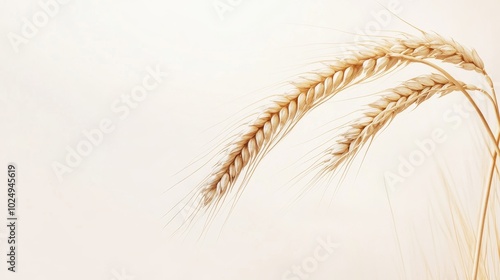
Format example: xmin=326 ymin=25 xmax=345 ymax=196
xmin=0 ymin=0 xmax=499 ymax=279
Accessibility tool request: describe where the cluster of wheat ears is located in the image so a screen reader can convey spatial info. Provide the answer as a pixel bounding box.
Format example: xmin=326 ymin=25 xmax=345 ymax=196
xmin=180 ymin=29 xmax=499 ymax=279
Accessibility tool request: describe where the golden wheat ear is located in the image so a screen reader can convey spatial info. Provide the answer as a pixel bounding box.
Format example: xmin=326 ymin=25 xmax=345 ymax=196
xmin=320 ymin=73 xmax=482 ymax=172
xmin=185 ymin=30 xmax=500 ymax=279
xmin=198 ymin=33 xmax=488 ymax=209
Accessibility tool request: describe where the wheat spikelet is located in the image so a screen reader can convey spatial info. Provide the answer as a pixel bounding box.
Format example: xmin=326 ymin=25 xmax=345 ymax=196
xmin=321 ymin=73 xmax=480 ymax=172
xmin=200 ymin=33 xmax=488 ymax=207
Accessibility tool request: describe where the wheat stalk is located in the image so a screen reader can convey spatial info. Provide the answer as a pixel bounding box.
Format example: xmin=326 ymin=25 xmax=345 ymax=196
xmin=199 ymin=32 xmax=488 ymax=207
xmin=186 ymin=30 xmax=500 ymax=280
xmin=320 ymin=73 xmax=479 ymax=172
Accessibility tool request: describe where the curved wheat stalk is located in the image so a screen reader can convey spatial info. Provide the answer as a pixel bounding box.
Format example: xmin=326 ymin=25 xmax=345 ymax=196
xmin=320 ymin=73 xmax=480 ymax=172
xmin=199 ymin=32 xmax=489 ymax=208
xmin=184 ymin=30 xmax=500 ymax=280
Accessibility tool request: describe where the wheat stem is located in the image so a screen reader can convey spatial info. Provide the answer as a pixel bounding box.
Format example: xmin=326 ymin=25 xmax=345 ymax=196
xmin=388 ymin=55 xmax=500 ymax=280
xmin=473 ymin=132 xmax=500 ymax=280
